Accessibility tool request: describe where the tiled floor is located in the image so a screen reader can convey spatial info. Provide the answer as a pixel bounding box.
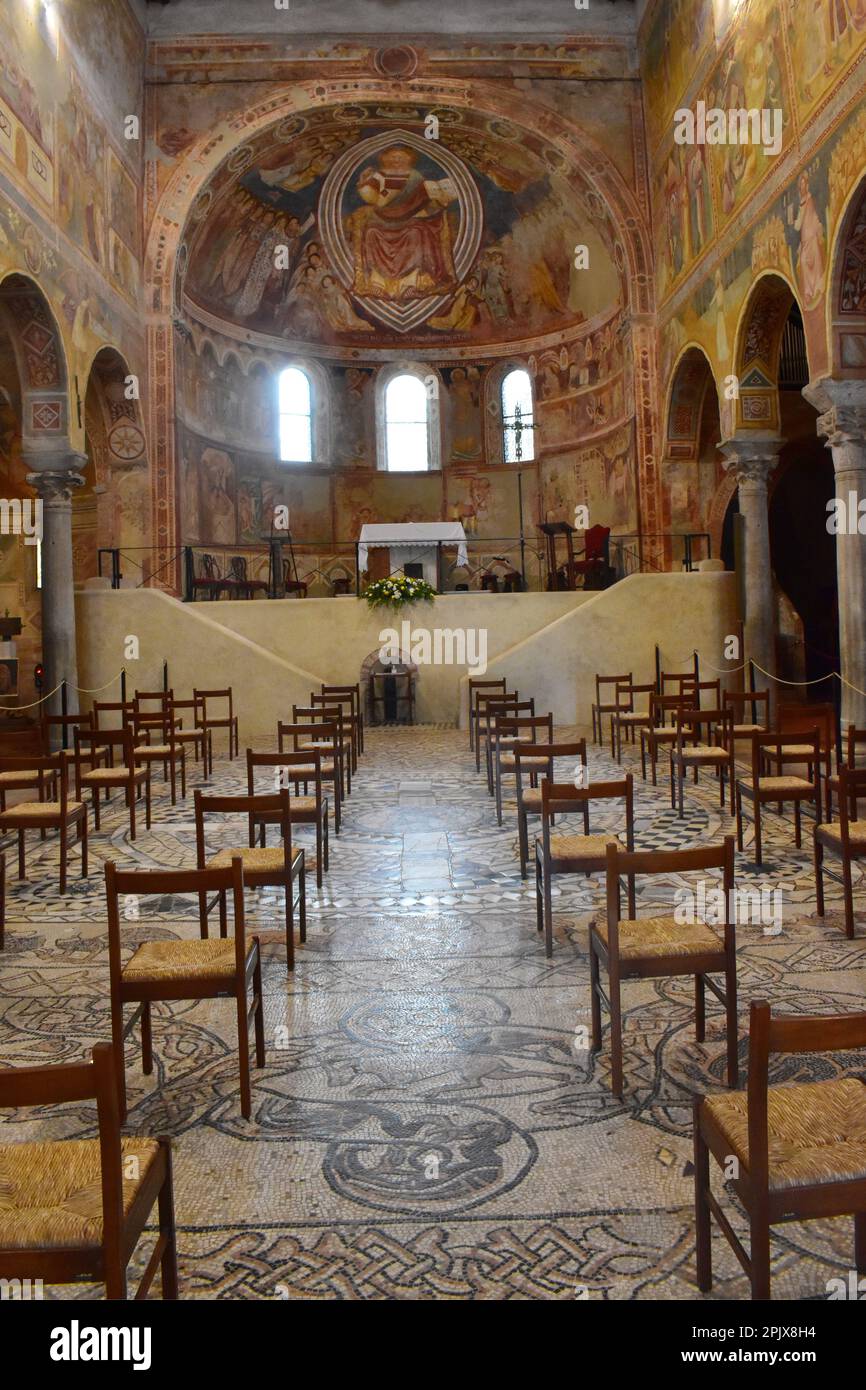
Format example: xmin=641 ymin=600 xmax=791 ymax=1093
xmin=2 ymin=724 xmax=865 ymax=1300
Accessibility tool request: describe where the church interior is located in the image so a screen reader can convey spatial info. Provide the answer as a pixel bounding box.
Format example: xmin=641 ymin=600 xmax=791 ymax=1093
xmin=2 ymin=0 xmax=866 ymax=1312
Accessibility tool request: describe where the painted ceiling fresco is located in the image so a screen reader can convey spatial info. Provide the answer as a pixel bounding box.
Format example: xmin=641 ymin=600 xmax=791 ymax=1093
xmin=180 ymin=105 xmax=622 ymax=349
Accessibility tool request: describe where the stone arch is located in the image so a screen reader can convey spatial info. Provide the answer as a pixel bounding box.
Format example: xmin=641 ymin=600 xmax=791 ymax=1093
xmin=733 ymin=271 xmax=801 ymax=434
xmin=77 ymin=345 xmax=150 ymax=584
xmin=828 ymin=171 xmax=866 ymax=375
xmin=143 ymin=75 xmax=654 ymax=590
xmin=0 ymin=272 xmax=70 ymax=466
xmin=359 ymin=645 xmax=419 ymax=726
xmin=484 ymin=357 xmax=536 ymax=466
xmin=661 ymin=344 xmax=725 ymax=560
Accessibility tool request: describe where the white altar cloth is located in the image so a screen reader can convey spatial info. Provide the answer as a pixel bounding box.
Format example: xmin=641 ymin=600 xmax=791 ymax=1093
xmin=357 ymin=522 xmax=468 ymax=574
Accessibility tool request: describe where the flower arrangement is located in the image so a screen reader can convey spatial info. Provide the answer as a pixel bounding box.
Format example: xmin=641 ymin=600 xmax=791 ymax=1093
xmin=363 ymin=574 xmax=437 ymax=611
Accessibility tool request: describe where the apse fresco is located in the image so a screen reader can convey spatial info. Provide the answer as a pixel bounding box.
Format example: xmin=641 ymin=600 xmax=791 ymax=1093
xmin=181 ymin=106 xmax=622 ymax=348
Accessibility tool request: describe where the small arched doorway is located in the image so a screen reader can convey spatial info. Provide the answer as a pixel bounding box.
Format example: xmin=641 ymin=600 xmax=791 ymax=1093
xmin=75 ymin=347 xmax=149 ymax=586
xmin=662 ymin=346 xmax=725 ymax=567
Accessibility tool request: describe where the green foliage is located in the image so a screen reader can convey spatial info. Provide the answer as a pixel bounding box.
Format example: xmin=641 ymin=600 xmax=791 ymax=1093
xmin=362 ymin=575 xmax=437 ymax=611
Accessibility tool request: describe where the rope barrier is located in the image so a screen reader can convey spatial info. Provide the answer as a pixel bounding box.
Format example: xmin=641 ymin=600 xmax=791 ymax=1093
xmin=0 ymin=669 xmax=125 ymax=710
xmin=658 ymin=651 xmax=866 ymax=699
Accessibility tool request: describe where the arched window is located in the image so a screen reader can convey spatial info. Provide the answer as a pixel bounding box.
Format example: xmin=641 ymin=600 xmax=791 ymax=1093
xmin=278 ymin=366 xmax=313 ymax=463
xmin=501 ymin=368 xmax=535 ymax=463
xmin=385 ymin=373 xmax=430 ymax=472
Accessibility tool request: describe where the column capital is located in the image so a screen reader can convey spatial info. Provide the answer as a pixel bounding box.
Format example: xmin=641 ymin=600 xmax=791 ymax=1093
xmin=804 ymin=378 xmax=866 ymax=449
xmin=718 ymin=435 xmax=783 ymax=485
xmin=25 ymin=465 xmax=86 ymax=504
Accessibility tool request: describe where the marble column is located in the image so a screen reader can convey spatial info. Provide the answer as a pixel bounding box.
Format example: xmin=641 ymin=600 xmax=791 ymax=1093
xmin=25 ymin=455 xmax=86 ymax=721
xmin=805 ymin=378 xmax=866 ymax=739
xmin=719 ymin=436 xmax=781 ymax=704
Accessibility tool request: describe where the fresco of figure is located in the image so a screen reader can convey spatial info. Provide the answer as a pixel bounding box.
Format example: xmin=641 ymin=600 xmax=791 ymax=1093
xmin=345 ymin=146 xmax=459 ymax=302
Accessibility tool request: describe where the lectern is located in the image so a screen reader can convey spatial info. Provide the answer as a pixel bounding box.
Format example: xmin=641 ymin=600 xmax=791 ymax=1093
xmin=539 ymin=521 xmax=577 ymax=591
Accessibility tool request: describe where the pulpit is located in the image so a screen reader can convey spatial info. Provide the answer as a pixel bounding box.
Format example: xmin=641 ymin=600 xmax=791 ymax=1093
xmin=539 ymin=521 xmax=577 ymax=591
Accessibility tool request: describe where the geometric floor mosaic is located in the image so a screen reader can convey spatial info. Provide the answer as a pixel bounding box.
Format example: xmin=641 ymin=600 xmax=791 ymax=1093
xmin=2 ymin=725 xmax=865 ymax=1299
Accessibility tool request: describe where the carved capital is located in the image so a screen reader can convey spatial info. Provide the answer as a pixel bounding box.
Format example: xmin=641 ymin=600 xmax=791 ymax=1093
xmin=25 ymin=467 xmax=86 ymax=505
xmin=816 ymin=404 xmax=866 ymax=451
xmin=718 ymin=436 xmax=782 ymax=487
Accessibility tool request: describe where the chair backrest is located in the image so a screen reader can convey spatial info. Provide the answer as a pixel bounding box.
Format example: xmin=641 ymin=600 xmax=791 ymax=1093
xmin=74 ymin=725 xmax=134 ymax=765
xmin=279 ymin=722 xmax=337 ymax=756
xmin=320 ymin=686 xmax=360 ymax=716
xmin=200 ymin=553 xmax=221 ymax=580
xmin=228 ymin=556 xmax=248 ymax=582
xmin=722 ymin=688 xmax=770 ymax=727
xmin=583 ymin=524 xmax=610 ymax=562
xmin=476 ymin=689 xmax=518 ymax=715
xmin=170 ymin=694 xmax=204 ymax=724
xmin=246 ymin=747 xmax=323 ymax=802
xmin=194 ymin=789 xmax=293 ymax=870
xmin=514 ymin=739 xmax=586 ymax=790
xmin=778 ymin=701 xmax=836 ymax=755
xmin=749 ymin=727 xmax=820 ymax=785
xmin=105 ymin=857 xmax=248 ymax=985
xmin=494 ymin=713 xmax=553 ymax=747
xmin=93 ymin=700 xmax=134 ymax=730
xmin=541 ymin=773 xmax=634 ymax=837
xmin=41 ymin=711 xmax=94 ymax=743
xmin=489 ymin=700 xmax=536 ymax=729
xmin=194 ymin=689 xmax=234 ymax=724
xmin=595 ymin=672 xmax=632 ymax=705
xmin=674 ymin=706 xmax=732 ymax=746
xmin=744 ymin=998 xmax=866 ymax=1195
xmin=614 ymin=681 xmax=654 ymax=714
xmin=310 ymin=693 xmax=355 ymax=723
xmin=293 ymin=705 xmax=344 ymax=740
xmin=469 ymin=677 xmax=506 ymax=710
xmin=0 ymin=751 xmax=68 ymax=803
xmin=692 ymin=679 xmax=722 ymax=708
xmin=660 ymin=671 xmax=698 ymax=696
xmin=134 ymin=689 xmax=171 ymax=713
xmin=604 ymin=836 xmax=736 ymax=954
xmin=838 ymin=766 xmax=866 ymax=844
xmin=131 ymin=707 xmax=178 ymax=750
xmin=650 ymin=692 xmax=696 ymax=726
xmin=0 ymin=1042 xmax=125 ymax=1255
xmin=844 ymin=726 xmax=866 ymax=768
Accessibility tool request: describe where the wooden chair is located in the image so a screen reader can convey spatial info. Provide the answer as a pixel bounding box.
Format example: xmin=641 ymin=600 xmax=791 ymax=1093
xmin=311 ymin=691 xmax=358 ymax=775
xmin=281 ymin=558 xmax=308 ymax=599
xmin=591 ymin=837 xmax=738 ymax=1098
xmin=535 ymin=775 xmax=635 ymax=958
xmin=92 ymin=699 xmax=135 ymax=730
xmin=694 ymin=998 xmax=866 ymax=1300
xmin=827 ymin=726 xmax=866 ymax=822
xmin=194 ymin=688 xmax=239 ymax=761
xmin=293 ymin=704 xmax=350 ymax=798
xmin=321 ymin=683 xmax=364 ymax=755
xmin=764 ymin=702 xmax=836 ymax=821
xmin=639 ymin=693 xmax=696 ymax=785
xmin=190 ymin=551 xmax=226 ymax=601
xmin=0 ymin=852 xmax=5 ymax=951
xmin=247 ymin=748 xmax=329 ymax=889
xmin=105 ymin=857 xmax=264 ymax=1121
xmin=468 ymin=677 xmax=506 ymax=750
xmin=0 ymin=1042 xmax=178 ymax=1300
xmin=814 ymin=766 xmax=866 ymax=939
xmin=610 ymin=681 xmax=655 ymax=761
xmin=74 ymin=726 xmax=151 ymax=839
xmin=0 ymin=752 xmax=87 ymax=893
xmin=473 ymin=689 xmax=519 ymax=772
xmin=660 ymin=670 xmax=698 ymax=699
xmin=279 ymin=720 xmax=342 ymax=835
xmin=224 ymin=554 xmax=268 ymax=600
xmin=720 ymin=688 xmax=770 ymax=741
xmin=484 ymin=699 xmax=536 ymax=798
xmin=131 ymin=708 xmax=186 ymax=805
xmin=491 ymin=712 xmax=553 ymax=826
xmin=195 ymin=789 xmax=305 ymax=974
xmin=669 ymin=707 xmax=735 ymax=817
xmin=591 ymin=672 xmax=631 ymax=747
xmin=514 ymin=739 xmax=586 ymax=878
xmin=736 ymin=729 xmax=820 ymax=866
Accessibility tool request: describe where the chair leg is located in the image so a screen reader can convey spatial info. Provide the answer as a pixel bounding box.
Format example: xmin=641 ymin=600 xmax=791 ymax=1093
xmin=17 ymin=828 xmax=25 ymax=880
xmin=299 ymin=859 xmax=306 ymax=943
xmin=589 ymin=938 xmax=602 ymax=1052
xmin=59 ymin=824 xmax=67 ymax=894
xmin=285 ymin=871 xmax=295 ymax=975
xmin=112 ymin=996 xmax=128 ymax=1124
xmin=754 ymin=799 xmax=763 ymax=867
xmin=725 ymin=955 xmax=739 ymax=1088
xmin=518 ymin=810 xmax=528 ymax=879
xmin=855 ymin=1211 xmax=866 ymax=1276
xmin=141 ymin=1000 xmax=153 ymax=1074
xmin=92 ymin=786 xmax=101 ymax=831
xmin=157 ymin=1143 xmax=179 ymax=1299
xmin=748 ymin=1214 xmax=771 ymax=1300
xmin=145 ymin=773 xmax=152 ymax=830
xmin=495 ymin=765 xmax=503 ymax=825
xmin=814 ymin=837 xmax=825 ymax=917
xmin=843 ymin=858 xmax=856 ymax=940
xmin=609 ymin=967 xmax=624 ymax=1098
xmin=219 ymin=890 xmax=227 ymax=938
xmin=535 ymin=853 xmax=543 ymax=936
xmin=129 ymin=783 xmax=136 ymax=840
xmin=693 ymin=1102 xmax=712 ymax=1292
xmin=543 ymin=860 xmax=554 ymax=958
xmin=236 ymin=981 xmax=252 ymax=1120
xmin=79 ymin=816 xmax=88 ymax=878
xmin=694 ymin=973 xmax=705 ymax=1043
xmin=253 ymin=947 xmax=265 ymax=1067
xmin=736 ymin=787 xmax=744 ymax=852
xmin=794 ymin=799 xmax=802 ymax=849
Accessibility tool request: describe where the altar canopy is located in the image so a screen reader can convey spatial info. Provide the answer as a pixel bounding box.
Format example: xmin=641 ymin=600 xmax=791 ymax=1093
xmin=358 ymin=523 xmax=469 ymax=586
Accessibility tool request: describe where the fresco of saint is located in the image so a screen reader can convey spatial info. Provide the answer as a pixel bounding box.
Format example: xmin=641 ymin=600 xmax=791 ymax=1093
xmin=345 ymin=146 xmax=459 ymax=302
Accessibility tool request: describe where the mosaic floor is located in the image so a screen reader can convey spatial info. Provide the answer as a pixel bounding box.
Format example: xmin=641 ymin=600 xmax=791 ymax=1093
xmin=2 ymin=724 xmax=865 ymax=1301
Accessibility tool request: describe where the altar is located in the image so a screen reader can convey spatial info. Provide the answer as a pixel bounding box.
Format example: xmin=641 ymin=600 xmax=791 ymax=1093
xmin=357 ymin=522 xmax=469 ymax=589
